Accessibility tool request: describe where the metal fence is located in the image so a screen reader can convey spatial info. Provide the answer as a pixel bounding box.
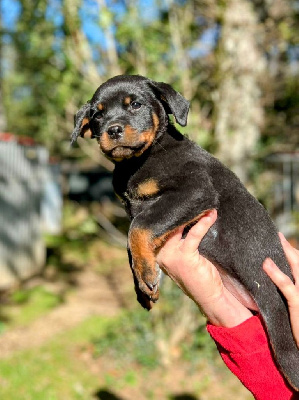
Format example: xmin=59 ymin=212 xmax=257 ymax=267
xmin=266 ymin=152 xmax=299 ymax=241
xmin=0 ymin=139 xmax=48 ymax=289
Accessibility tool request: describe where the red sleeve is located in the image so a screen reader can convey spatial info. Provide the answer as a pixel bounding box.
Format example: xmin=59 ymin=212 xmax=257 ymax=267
xmin=207 ymin=315 xmax=299 ymax=400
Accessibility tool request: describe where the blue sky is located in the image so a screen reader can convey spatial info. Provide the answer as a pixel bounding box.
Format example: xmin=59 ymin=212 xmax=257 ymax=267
xmin=0 ymin=0 xmax=217 ymax=58
xmin=1 ymin=0 xmax=20 ymax=29
xmin=0 ymin=0 xmax=159 ymax=36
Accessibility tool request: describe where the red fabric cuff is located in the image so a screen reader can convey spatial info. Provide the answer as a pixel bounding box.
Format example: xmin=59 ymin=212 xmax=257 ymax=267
xmin=206 ymin=314 xmax=268 ymax=354
xmin=206 ymin=315 xmax=298 ymax=399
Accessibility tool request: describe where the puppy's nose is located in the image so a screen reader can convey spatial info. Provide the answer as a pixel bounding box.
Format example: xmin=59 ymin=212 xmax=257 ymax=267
xmin=107 ymin=124 xmax=123 ymax=138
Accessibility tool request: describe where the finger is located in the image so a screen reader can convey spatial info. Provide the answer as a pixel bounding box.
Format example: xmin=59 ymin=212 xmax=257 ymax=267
xmin=279 ymin=233 xmax=299 ymax=282
xmin=156 ymin=226 xmax=185 ymax=264
xmin=161 ymin=226 xmax=185 ymax=250
xmin=279 ymin=232 xmax=299 ymax=257
xmin=180 ymin=209 xmax=217 ymax=254
xmin=263 ymin=258 xmax=297 ymax=300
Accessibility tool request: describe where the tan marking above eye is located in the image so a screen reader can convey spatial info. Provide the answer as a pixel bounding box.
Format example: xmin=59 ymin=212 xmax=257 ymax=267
xmin=136 ymin=179 xmax=159 ymax=197
xmin=97 ymin=103 xmax=104 ymax=111
xmin=80 ymin=117 xmax=92 ymax=138
xmin=124 ymin=97 xmax=132 ymax=105
xmin=81 ymin=117 xmax=90 ymax=128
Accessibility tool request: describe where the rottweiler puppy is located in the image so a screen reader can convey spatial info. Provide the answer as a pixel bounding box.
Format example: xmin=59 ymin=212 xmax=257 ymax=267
xmin=71 ymin=75 xmax=299 ymax=390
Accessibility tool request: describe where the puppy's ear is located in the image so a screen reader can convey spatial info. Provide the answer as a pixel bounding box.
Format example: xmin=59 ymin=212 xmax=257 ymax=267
xmin=149 ymin=81 xmax=190 ymax=126
xmin=70 ymin=101 xmax=92 ymax=145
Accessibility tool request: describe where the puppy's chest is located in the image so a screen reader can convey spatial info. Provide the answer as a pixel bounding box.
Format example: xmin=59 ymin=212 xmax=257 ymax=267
xmin=119 ymin=177 xmax=160 ymax=202
xmin=114 ymin=175 xmax=162 ymax=217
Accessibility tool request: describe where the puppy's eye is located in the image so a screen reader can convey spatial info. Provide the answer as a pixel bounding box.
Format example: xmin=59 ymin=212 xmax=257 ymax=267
xmin=93 ymin=111 xmax=104 ymax=120
xmin=131 ymin=101 xmax=142 ymax=110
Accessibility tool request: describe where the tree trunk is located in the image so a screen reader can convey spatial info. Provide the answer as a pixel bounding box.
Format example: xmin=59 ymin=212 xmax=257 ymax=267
xmin=214 ymin=0 xmax=265 ymax=184
xmin=0 ymin=89 xmax=6 ymax=132
xmin=63 ymin=0 xmax=101 ymax=85
xmin=0 ymin=6 xmax=7 ymax=132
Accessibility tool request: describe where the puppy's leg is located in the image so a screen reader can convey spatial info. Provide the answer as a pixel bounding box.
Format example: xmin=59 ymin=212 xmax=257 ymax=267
xmin=128 ymin=227 xmax=161 ymax=308
xmin=128 ymin=210 xmax=214 ymax=310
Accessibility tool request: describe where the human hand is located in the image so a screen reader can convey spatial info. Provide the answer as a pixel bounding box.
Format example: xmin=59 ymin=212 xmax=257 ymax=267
xmin=263 ymin=234 xmax=299 ymax=348
xmin=156 ymin=209 xmax=253 ymax=327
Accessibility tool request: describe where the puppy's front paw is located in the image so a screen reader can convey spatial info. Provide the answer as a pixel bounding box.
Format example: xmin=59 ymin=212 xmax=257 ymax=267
xmin=133 ymin=260 xmax=161 ymax=306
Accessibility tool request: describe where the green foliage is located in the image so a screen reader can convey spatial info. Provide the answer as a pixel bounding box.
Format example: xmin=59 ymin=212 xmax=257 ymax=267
xmin=2 ymin=286 xmax=63 ymax=329
xmin=153 ymin=277 xmax=218 ymax=365
xmin=1 ymin=0 xmax=298 ymax=157
xmin=0 ymin=321 xmax=6 ymax=335
xmin=93 ymin=308 xmax=159 ymax=368
xmin=11 ymin=286 xmax=62 ymax=308
xmin=45 ymin=201 xmax=100 ymax=271
xmin=181 ymin=320 xmax=218 ymax=364
xmin=2 ymin=0 xmax=93 ymax=151
xmin=92 ymin=279 xmax=217 ymax=370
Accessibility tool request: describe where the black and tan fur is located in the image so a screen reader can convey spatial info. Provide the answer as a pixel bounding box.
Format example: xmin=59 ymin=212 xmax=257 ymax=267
xmin=71 ymin=75 xmax=299 ymax=391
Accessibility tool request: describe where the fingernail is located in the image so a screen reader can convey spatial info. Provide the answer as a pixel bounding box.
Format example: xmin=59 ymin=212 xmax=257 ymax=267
xmin=263 ymin=258 xmax=275 ymax=270
xmin=205 ymin=209 xmax=216 ymax=219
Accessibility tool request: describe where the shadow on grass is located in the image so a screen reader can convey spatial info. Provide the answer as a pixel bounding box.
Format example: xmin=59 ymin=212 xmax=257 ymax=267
xmin=94 ymin=389 xmax=201 ymax=400
xmin=93 ymin=389 xmax=124 ymax=400
xmin=170 ymin=394 xmax=200 ymax=400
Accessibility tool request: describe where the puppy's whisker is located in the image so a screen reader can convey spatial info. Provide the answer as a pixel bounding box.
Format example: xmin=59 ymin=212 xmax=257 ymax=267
xmin=153 ymin=137 xmax=167 ymax=153
xmin=157 ymin=142 xmax=167 ymax=152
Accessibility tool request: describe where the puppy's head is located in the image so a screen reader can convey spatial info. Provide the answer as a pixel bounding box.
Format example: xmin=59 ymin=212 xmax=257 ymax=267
xmin=71 ymin=75 xmax=190 ymax=161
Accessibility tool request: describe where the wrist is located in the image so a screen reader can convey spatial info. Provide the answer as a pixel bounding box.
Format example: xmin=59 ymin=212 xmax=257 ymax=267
xmin=200 ymin=290 xmax=253 ymax=328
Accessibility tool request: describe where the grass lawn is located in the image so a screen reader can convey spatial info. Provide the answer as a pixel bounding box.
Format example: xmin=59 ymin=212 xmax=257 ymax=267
xmin=0 ymin=315 xmax=110 ymax=400
xmin=0 ymin=310 xmax=253 ymax=400
xmin=0 ymin=214 xmax=252 ymax=400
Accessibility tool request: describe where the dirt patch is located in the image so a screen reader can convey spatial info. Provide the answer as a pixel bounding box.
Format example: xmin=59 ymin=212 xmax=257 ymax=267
xmin=78 ymin=346 xmax=252 ymax=400
xmin=0 ymin=267 xmax=132 ymax=358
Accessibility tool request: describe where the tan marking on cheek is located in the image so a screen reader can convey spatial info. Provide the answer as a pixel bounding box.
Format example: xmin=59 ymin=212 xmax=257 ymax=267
xmin=152 ymin=113 xmax=159 ymax=130
xmin=99 ymin=131 xmax=111 ymax=151
xmin=140 ymin=129 xmax=155 ymax=143
xmin=124 ymin=125 xmax=138 ymax=141
xmin=124 ymin=97 xmax=132 ymax=105
xmin=135 ymin=112 xmax=160 ymax=157
xmin=136 ymin=179 xmax=159 ymax=198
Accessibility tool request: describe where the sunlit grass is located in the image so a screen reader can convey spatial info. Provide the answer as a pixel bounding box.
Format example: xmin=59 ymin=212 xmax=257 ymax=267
xmin=1 ymin=286 xmax=63 ymax=331
xmin=0 ymin=315 xmax=111 ymax=400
